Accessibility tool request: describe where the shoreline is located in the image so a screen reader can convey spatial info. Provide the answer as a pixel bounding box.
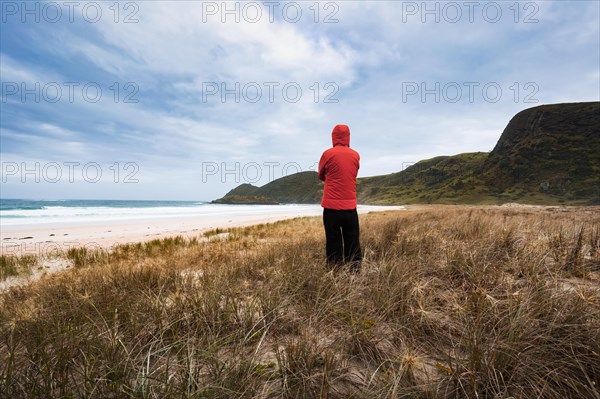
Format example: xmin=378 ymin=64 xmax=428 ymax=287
xmin=1 ymin=205 xmax=405 ymax=256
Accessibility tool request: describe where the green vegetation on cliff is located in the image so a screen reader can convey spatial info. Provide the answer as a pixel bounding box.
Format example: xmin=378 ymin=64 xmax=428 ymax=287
xmin=215 ymin=171 xmax=323 ymax=204
xmin=214 ymin=102 xmax=600 ymax=205
xmin=357 ymin=152 xmax=490 ymax=204
xmin=212 ymin=195 xmax=279 ymax=205
xmin=482 ymin=102 xmax=600 ymax=204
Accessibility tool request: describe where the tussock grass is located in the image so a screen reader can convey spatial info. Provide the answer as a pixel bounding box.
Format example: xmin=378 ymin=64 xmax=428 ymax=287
xmin=1 ymin=206 xmax=599 ymax=398
xmin=0 ymin=255 xmax=37 ymax=281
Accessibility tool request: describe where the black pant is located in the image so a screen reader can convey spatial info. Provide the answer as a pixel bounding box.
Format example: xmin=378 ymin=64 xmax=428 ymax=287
xmin=323 ymin=208 xmax=362 ymax=272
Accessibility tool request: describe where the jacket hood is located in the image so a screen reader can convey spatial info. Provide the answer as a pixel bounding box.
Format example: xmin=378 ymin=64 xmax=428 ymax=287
xmin=332 ymin=124 xmax=350 ymax=147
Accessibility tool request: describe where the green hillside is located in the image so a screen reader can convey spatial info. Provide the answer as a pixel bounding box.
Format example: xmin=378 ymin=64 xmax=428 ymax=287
xmin=214 ymin=171 xmax=323 ymax=204
xmin=482 ymin=102 xmax=600 ymax=204
xmin=214 ymin=102 xmax=600 ymax=205
xmin=357 ymin=152 xmax=490 ymax=204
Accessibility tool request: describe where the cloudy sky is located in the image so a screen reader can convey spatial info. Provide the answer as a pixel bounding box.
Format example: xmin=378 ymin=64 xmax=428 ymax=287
xmin=1 ymin=0 xmax=599 ymax=200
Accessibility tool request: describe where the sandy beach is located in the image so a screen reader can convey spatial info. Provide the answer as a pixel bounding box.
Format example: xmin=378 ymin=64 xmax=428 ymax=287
xmin=1 ymin=205 xmax=404 ymax=256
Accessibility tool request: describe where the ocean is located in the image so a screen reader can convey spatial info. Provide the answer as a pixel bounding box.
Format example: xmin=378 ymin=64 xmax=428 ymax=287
xmin=0 ymin=199 xmax=322 ymax=227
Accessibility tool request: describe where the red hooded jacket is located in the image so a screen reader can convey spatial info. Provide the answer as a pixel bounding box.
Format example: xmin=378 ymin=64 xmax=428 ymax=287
xmin=318 ymin=125 xmax=360 ymax=210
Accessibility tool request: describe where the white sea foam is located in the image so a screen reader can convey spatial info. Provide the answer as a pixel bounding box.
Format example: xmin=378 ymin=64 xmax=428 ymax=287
xmin=0 ymin=204 xmax=403 ymax=228
xmin=0 ymin=204 xmax=325 ymax=226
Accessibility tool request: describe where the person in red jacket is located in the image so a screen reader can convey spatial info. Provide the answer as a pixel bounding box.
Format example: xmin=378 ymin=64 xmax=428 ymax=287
xmin=318 ymin=124 xmax=362 ymax=272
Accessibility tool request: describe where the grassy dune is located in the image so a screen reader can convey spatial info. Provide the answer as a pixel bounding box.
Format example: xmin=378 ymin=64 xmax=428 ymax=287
xmin=1 ymin=206 xmax=599 ymax=398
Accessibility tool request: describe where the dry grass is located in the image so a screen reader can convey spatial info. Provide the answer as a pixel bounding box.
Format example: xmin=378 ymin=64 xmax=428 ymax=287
xmin=0 ymin=255 xmax=38 ymax=281
xmin=1 ymin=206 xmax=599 ymax=398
